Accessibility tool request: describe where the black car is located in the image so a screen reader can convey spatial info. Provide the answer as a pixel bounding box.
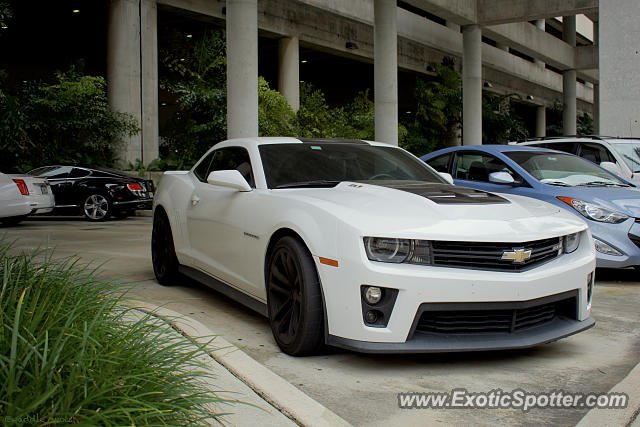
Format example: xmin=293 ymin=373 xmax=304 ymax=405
xmin=27 ymin=165 xmax=154 ymax=221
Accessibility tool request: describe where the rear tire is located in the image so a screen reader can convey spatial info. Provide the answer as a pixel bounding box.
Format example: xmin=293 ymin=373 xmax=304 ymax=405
xmin=152 ymin=209 xmax=180 ymax=286
xmin=266 ymin=236 xmax=324 ymax=356
xmin=1 ymin=215 xmax=27 ymax=226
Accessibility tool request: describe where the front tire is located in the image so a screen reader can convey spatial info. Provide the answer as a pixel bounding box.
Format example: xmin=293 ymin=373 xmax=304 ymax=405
xmin=82 ymin=193 xmax=112 ymax=221
xmin=152 ymin=209 xmax=180 ymax=286
xmin=266 ymin=236 xmax=324 ymax=356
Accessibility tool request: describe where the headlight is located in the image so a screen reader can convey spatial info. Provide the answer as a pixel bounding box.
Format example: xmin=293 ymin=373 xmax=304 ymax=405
xmin=563 ymin=233 xmax=580 ymax=253
xmin=364 ymin=237 xmax=431 ymax=265
xmin=557 ymin=197 xmax=628 ymax=223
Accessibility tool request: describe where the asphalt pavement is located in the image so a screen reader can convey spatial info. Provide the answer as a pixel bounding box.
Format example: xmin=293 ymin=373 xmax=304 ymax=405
xmin=4 ymin=215 xmax=640 ymax=426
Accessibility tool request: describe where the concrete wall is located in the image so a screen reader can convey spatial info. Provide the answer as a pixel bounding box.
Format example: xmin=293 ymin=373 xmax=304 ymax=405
xmin=599 ymin=0 xmax=640 ymax=137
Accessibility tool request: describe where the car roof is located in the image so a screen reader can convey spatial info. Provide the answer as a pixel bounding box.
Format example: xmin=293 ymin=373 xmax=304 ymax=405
xmin=514 ymin=136 xmax=640 ymax=145
xmin=215 ymin=137 xmax=395 ymax=149
xmin=427 ymin=145 xmax=561 ymax=156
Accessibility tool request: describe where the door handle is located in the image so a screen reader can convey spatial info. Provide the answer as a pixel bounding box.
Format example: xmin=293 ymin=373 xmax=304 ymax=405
xmin=191 ymin=194 xmax=200 ymax=206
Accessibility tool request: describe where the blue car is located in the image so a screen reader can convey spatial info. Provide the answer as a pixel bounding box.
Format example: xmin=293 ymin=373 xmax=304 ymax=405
xmin=421 ymin=145 xmax=640 ymax=269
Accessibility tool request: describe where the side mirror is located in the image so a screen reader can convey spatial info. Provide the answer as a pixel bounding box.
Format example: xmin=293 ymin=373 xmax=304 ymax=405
xmin=488 ymin=171 xmax=515 ymax=185
xmin=600 ymin=161 xmax=623 ymax=177
xmin=207 ymin=170 xmax=252 ymax=192
xmin=438 ymin=172 xmax=454 ymax=185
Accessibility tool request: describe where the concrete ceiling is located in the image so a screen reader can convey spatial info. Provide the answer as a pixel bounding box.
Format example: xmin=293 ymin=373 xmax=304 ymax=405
xmin=403 ymin=0 xmax=598 ymax=26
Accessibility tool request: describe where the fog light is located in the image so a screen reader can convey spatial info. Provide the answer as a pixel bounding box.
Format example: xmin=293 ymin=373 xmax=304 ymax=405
xmin=365 ymin=310 xmax=378 ymax=324
xmin=594 ymin=239 xmax=623 ymax=256
xmin=364 ymin=286 xmax=382 ymax=305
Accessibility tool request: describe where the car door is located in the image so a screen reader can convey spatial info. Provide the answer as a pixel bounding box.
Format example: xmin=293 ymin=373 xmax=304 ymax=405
xmin=450 ymin=151 xmax=522 ymax=192
xmin=38 ymin=166 xmax=75 ymax=206
xmin=186 ymin=147 xmax=259 ymax=295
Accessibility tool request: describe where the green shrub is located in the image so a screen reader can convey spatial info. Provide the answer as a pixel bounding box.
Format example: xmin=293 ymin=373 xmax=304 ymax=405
xmin=0 ymin=245 xmax=233 ymax=425
xmin=0 ymin=67 xmax=139 ymax=173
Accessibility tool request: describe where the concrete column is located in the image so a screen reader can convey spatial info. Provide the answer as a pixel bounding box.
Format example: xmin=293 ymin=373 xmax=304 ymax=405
xmin=226 ymin=0 xmax=258 ymax=139
xmin=462 ymin=25 xmax=482 ymax=145
xmin=563 ymin=16 xmax=577 ymax=135
xmin=534 ymin=20 xmax=545 ymax=68
xmin=535 ymin=106 xmax=546 ymax=137
xmin=278 ymin=37 xmax=300 ymax=112
xmin=374 ymin=0 xmax=398 ymax=145
xmin=107 ymin=0 xmax=142 ymax=167
xmin=141 ymin=0 xmax=159 ymax=164
xmin=593 ymin=20 xmax=599 ymax=134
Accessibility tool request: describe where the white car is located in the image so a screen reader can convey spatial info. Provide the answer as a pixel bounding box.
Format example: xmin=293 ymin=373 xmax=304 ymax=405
xmin=512 ymin=136 xmax=640 ymax=185
xmin=152 ymin=137 xmax=596 ymax=355
xmin=0 ymin=172 xmax=54 ymax=226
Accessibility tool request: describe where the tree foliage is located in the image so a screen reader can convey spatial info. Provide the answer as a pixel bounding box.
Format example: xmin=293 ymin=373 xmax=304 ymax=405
xmin=546 ymin=101 xmax=594 ymax=136
xmin=0 ymin=68 xmax=139 ymax=173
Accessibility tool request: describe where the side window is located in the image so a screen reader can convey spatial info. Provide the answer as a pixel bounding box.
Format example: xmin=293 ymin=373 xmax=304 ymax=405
xmin=40 ymin=166 xmax=73 ymax=179
xmin=453 ymin=152 xmax=517 ymax=183
xmin=69 ymin=168 xmax=91 ymax=178
xmin=426 ymin=154 xmax=451 ymax=173
xmin=579 ymin=143 xmax=615 ymax=165
xmin=193 ymin=151 xmax=216 ymax=183
xmin=540 ymin=142 xmax=576 ymax=154
xmin=208 ymin=147 xmax=255 ymax=188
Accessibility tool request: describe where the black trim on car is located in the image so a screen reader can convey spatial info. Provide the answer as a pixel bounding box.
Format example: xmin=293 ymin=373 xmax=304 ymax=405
xmin=327 ymin=316 xmax=594 ymax=353
xmin=179 ymin=265 xmax=268 ymax=316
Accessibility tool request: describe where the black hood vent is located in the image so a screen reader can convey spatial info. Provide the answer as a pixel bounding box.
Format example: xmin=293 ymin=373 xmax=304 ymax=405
xmin=366 ymin=182 xmax=510 ymax=205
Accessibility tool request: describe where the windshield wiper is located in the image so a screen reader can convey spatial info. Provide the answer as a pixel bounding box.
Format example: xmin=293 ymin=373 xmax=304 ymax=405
xmin=542 ymin=181 xmax=572 ymax=187
xmin=579 ymin=181 xmax=629 ymax=187
xmin=275 ymin=180 xmax=342 ymax=189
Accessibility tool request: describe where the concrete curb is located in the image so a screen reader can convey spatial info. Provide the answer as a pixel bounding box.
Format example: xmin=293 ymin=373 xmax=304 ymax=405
xmin=128 ymin=301 xmax=351 ymax=427
xmin=576 ymin=361 xmax=640 ymax=427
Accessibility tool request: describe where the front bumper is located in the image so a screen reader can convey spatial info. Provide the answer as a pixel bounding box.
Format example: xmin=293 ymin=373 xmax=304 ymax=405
xmin=112 ymin=198 xmax=153 ymax=210
xmin=328 ymin=291 xmax=595 ymax=353
xmin=591 ymin=220 xmax=640 ymax=268
xmin=316 ymin=230 xmax=595 ymax=351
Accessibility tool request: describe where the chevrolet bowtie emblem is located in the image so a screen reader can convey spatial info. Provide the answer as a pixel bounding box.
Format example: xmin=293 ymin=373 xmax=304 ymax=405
xmin=501 ymin=248 xmax=532 ymax=263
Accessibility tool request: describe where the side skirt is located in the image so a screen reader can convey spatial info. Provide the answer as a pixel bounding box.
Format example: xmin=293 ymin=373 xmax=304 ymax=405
xmin=178 ymin=265 xmax=268 ymax=316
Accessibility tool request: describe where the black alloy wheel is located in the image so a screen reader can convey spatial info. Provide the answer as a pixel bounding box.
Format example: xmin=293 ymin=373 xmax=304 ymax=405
xmin=152 ymin=209 xmax=180 ymax=285
xmin=266 ymin=236 xmax=324 ymax=356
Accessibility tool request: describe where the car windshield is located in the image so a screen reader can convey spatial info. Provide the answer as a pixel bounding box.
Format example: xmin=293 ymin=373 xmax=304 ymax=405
xmin=259 ymin=143 xmax=446 ymax=189
xmin=609 ymin=141 xmax=640 ymax=173
xmin=505 ymin=151 xmax=629 ymax=187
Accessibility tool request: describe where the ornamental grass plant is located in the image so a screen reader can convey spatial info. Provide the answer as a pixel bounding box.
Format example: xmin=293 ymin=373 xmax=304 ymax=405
xmin=0 ymin=244 xmax=234 ymax=425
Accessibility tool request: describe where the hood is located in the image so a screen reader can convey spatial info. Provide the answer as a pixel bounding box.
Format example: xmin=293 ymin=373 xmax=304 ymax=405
xmin=276 ymin=181 xmax=587 ymax=242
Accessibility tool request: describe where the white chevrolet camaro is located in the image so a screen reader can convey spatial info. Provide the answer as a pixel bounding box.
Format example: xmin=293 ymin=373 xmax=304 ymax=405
xmin=152 ymin=137 xmax=596 ymax=356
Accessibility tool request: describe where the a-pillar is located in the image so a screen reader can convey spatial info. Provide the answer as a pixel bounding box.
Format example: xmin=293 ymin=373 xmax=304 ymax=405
xmin=374 ymin=0 xmax=398 ymax=145
xmin=462 ymin=25 xmax=482 ymax=145
xmin=107 ymin=0 xmax=142 ymax=166
xmin=278 ymin=37 xmax=300 ymax=112
xmin=563 ymin=15 xmax=577 ymax=135
xmin=227 ymin=0 xmax=259 ymax=138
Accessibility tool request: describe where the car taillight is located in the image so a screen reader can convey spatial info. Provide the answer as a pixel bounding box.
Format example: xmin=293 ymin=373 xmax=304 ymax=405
xmin=13 ymin=179 xmax=29 ymax=195
xmin=127 ymin=183 xmax=144 ymax=191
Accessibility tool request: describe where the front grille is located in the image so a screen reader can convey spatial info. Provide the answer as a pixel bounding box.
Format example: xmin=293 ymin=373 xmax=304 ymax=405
xmin=431 ymin=237 xmax=562 ymax=272
xmin=413 ymin=293 xmax=577 ymax=336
